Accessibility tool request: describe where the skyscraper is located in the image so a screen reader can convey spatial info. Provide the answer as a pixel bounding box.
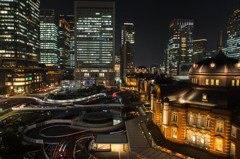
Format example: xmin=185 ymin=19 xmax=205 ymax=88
xmin=193 ymin=39 xmax=207 ymax=63
xmin=167 ymin=19 xmax=194 ymax=76
xmin=0 ymin=0 xmax=40 ymax=68
xmin=114 ymin=55 xmax=120 ymax=84
xmin=59 ymin=16 xmax=70 ymax=69
xmin=120 ymin=22 xmax=135 ymax=80
xmin=40 ymin=9 xmax=59 ymax=68
xmin=224 ymin=9 xmax=240 ymax=59
xmin=64 ymin=15 xmax=75 ymax=69
xmin=0 ymin=0 xmax=45 ymax=93
xmin=74 ymin=0 xmax=115 ymax=86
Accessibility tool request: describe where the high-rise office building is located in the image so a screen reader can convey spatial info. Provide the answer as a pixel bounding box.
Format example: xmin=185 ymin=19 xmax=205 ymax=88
xmin=167 ymin=19 xmax=194 ymax=76
xmin=114 ymin=55 xmax=120 ymax=84
xmin=64 ymin=15 xmax=75 ymax=69
xmin=59 ymin=16 xmax=70 ymax=69
xmin=0 ymin=0 xmax=45 ymax=93
xmin=120 ymin=22 xmax=135 ymax=80
xmin=224 ymin=9 xmax=240 ymax=59
xmin=0 ymin=0 xmax=40 ymax=67
xmin=40 ymin=9 xmax=59 ymax=68
xmin=74 ymin=0 xmax=115 ymax=86
xmin=193 ymin=39 xmax=207 ymax=63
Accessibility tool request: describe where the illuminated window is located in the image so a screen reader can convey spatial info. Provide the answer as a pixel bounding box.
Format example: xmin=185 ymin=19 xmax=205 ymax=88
xmin=193 ymin=114 xmax=197 ymax=125
xmin=202 ymin=94 xmax=208 ymax=102
xmin=194 ymin=78 xmax=197 ymax=84
xmin=181 ymin=44 xmax=186 ymax=47
xmin=230 ymin=142 xmax=236 ymax=158
xmin=171 ymin=127 xmax=177 ymax=139
xmin=231 ymin=126 xmax=237 ymax=137
xmin=181 ymin=37 xmax=186 ymax=42
xmin=206 ymin=119 xmax=211 ymax=129
xmin=84 ymin=73 xmax=89 ymax=77
xmin=99 ymin=73 xmax=104 ymax=78
xmin=215 ymin=138 xmax=223 ymax=152
xmin=211 ymin=79 xmax=214 ymax=85
xmin=236 ymin=80 xmax=239 ymax=86
xmin=201 ymin=115 xmax=206 ymax=127
xmin=186 ymin=130 xmax=191 ymax=142
xmin=172 ymin=112 xmax=178 ymax=123
xmin=205 ymin=134 xmax=210 ymax=148
xmin=216 ymin=79 xmax=219 ymax=86
xmin=206 ymin=79 xmax=209 ymax=85
xmin=216 ymin=119 xmax=224 ymax=133
xmin=232 ymin=80 xmax=235 ymax=86
xmin=196 ymin=132 xmax=202 ymax=146
xmin=192 ymin=133 xmax=196 ymax=143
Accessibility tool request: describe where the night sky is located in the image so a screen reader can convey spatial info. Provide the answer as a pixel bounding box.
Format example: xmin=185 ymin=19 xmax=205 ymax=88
xmin=41 ymin=0 xmax=239 ymax=67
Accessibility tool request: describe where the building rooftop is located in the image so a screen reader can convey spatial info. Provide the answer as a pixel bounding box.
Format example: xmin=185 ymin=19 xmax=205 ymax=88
xmin=126 ymin=114 xmax=178 ymax=159
xmin=95 ymin=134 xmax=127 ymax=144
xmin=189 ymin=51 xmax=240 ymax=74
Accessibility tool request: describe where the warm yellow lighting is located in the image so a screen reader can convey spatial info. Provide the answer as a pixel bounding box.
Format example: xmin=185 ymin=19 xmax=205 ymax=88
xmin=193 ymin=135 xmax=196 ymax=142
xmin=206 ymin=79 xmax=209 ymax=85
xmin=210 ymin=62 xmax=216 ymax=68
xmin=202 ymin=93 xmax=208 ymax=102
xmin=201 ymin=137 xmax=204 ymax=144
xmin=13 ymin=82 xmax=25 ymax=86
xmin=211 ymin=79 xmax=214 ymax=85
xmin=193 ymin=63 xmax=198 ymax=68
xmin=111 ymin=144 xmax=123 ymax=152
xmin=179 ymin=99 xmax=185 ymax=103
xmin=232 ymin=80 xmax=235 ymax=86
xmin=236 ymin=80 xmax=240 ymax=86
xmin=5 ymin=82 xmax=12 ymax=86
xmin=236 ymin=62 xmax=240 ymax=68
xmin=215 ymin=138 xmax=223 ymax=152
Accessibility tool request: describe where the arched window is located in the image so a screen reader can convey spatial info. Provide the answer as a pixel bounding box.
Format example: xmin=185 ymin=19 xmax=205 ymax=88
xmin=205 ymin=134 xmax=210 ymax=148
xmin=196 ymin=132 xmax=201 ymax=145
xmin=192 ymin=133 xmax=196 ymax=144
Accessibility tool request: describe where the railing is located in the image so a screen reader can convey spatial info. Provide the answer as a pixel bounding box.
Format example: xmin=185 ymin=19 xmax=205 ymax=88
xmin=46 ymin=93 xmax=107 ymax=103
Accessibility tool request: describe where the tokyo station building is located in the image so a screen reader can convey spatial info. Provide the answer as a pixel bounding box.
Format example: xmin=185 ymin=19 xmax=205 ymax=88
xmin=135 ymin=51 xmax=240 ymax=158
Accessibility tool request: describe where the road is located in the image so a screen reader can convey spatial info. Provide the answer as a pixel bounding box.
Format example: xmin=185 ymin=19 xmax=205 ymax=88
xmin=52 ymin=135 xmax=93 ymax=159
xmin=0 ymin=98 xmax=36 ymax=110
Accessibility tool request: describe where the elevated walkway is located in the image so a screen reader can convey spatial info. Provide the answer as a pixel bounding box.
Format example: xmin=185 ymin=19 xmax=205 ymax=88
xmin=126 ymin=113 xmax=179 ymax=159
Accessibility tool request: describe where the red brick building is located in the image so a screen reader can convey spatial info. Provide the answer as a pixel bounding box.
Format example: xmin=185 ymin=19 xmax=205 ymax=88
xmin=151 ymin=51 xmax=240 ymax=158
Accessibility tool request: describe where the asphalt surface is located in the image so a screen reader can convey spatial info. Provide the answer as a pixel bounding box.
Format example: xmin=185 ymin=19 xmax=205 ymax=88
xmin=25 ymin=123 xmax=88 ymax=143
xmin=0 ymin=98 xmax=36 ymax=110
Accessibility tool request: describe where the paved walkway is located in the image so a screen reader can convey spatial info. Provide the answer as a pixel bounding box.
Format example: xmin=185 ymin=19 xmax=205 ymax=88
xmin=125 ymin=113 xmax=179 ymax=159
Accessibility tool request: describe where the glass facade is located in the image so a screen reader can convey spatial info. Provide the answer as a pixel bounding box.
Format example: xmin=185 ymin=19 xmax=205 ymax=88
xmin=193 ymin=39 xmax=207 ymax=63
xmin=74 ymin=0 xmax=115 ymax=85
xmin=167 ymin=19 xmax=194 ymax=76
xmin=75 ymin=1 xmax=114 ymax=69
xmin=224 ymin=9 xmax=240 ymax=59
xmin=120 ymin=22 xmax=135 ymax=79
xmin=64 ymin=15 xmax=75 ymax=69
xmin=59 ymin=16 xmax=70 ymax=69
xmin=0 ymin=0 xmax=40 ymax=68
xmin=40 ymin=9 xmax=59 ymax=68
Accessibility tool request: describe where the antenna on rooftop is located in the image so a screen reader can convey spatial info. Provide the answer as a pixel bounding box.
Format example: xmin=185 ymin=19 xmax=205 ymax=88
xmin=220 ymin=30 xmax=223 ymax=51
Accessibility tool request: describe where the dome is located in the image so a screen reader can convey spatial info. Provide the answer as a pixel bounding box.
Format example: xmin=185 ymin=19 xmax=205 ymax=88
xmin=137 ymin=65 xmax=147 ymax=69
xmin=189 ymin=51 xmax=240 ymax=74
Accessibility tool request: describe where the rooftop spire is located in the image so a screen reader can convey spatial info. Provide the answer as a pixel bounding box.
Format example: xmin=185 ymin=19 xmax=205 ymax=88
xmin=220 ymin=30 xmax=223 ymax=51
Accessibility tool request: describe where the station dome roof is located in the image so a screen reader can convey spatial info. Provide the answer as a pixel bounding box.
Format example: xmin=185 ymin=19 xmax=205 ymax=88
xmin=189 ymin=51 xmax=240 ymax=74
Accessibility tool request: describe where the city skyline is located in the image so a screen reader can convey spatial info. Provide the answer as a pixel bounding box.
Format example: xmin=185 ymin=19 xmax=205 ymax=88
xmin=1 ymin=0 xmax=240 ymax=158
xmin=41 ymin=0 xmax=239 ymax=67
